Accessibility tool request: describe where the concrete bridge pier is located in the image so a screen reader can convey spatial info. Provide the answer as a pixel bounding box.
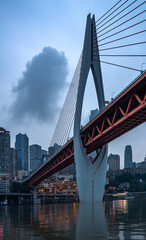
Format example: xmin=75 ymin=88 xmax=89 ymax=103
xmin=33 ymin=186 xmax=37 ymax=203
xmin=74 ymin=14 xmax=108 ymax=203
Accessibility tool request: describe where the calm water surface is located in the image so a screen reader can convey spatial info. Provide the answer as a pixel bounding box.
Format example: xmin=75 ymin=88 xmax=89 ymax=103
xmin=0 ymin=198 xmax=146 ymax=240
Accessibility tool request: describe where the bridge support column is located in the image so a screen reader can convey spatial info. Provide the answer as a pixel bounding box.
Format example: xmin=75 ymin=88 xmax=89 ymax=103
xmin=33 ymin=186 xmax=37 ymax=203
xmin=74 ymin=144 xmax=107 ymax=203
xmin=73 ymin=14 xmax=108 ymax=203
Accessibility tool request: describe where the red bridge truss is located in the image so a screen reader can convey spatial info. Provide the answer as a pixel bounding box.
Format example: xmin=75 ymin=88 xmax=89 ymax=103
xmin=24 ymin=72 xmax=146 ymax=188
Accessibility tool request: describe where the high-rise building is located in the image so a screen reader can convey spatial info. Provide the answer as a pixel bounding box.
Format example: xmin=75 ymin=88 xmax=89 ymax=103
xmin=15 ymin=133 xmax=29 ymax=171
xmin=41 ymin=149 xmax=47 ymax=156
xmin=124 ymin=145 xmax=132 ymax=168
xmin=89 ymin=108 xmax=99 ymax=122
xmin=48 ymin=143 xmax=61 ymax=158
xmin=10 ymin=148 xmax=18 ymax=180
xmin=0 ymin=127 xmax=10 ymax=174
xmin=30 ymin=144 xmax=42 ymax=172
xmin=108 ymin=153 xmax=120 ymax=171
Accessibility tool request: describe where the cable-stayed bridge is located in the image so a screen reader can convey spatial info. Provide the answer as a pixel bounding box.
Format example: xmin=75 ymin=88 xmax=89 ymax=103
xmin=24 ymin=71 xmax=146 ymax=186
xmin=22 ymin=1 xmax=146 ymax=202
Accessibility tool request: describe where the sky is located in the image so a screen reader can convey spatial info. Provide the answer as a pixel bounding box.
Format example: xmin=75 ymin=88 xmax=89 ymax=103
xmin=0 ymin=0 xmax=146 ymax=168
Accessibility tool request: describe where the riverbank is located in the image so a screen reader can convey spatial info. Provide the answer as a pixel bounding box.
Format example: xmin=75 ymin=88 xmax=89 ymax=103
xmin=103 ymin=191 xmax=146 ymax=201
xmin=1 ymin=191 xmax=146 ymax=205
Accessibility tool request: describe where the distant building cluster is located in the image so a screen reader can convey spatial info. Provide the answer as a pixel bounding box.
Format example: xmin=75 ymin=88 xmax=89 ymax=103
xmin=0 ymin=126 xmax=76 ymax=193
xmin=37 ymin=177 xmax=78 ymax=195
xmin=0 ymin=110 xmax=145 ymax=194
xmin=107 ymin=145 xmax=146 ymax=185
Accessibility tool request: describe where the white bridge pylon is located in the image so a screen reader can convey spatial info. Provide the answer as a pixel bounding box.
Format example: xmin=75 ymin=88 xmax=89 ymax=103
xmin=73 ymin=14 xmax=108 ymax=203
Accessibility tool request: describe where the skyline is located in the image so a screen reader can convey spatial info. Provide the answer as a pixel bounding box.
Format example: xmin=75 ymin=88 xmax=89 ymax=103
xmin=1 ymin=0 xmax=146 ymax=168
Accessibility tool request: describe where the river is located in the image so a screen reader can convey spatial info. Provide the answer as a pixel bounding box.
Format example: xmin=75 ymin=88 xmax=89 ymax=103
xmin=0 ymin=198 xmax=146 ymax=239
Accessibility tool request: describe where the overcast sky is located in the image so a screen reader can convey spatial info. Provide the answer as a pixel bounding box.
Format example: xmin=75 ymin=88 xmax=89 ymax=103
xmin=0 ymin=0 xmax=146 ymax=168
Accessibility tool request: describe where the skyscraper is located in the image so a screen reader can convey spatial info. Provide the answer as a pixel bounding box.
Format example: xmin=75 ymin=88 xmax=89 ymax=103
xmin=15 ymin=133 xmax=29 ymax=171
xmin=30 ymin=144 xmax=42 ymax=172
xmin=124 ymin=145 xmax=132 ymax=168
xmin=10 ymin=148 xmax=18 ymax=180
xmin=0 ymin=127 xmax=10 ymax=174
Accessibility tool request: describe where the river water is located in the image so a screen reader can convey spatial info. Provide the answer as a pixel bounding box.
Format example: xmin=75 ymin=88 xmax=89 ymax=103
xmin=0 ymin=198 xmax=146 ymax=240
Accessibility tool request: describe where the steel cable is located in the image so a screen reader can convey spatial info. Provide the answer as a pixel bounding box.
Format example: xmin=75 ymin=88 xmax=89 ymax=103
xmin=97 ymin=30 xmax=146 ymax=47
xmin=96 ymin=42 xmax=146 ymax=52
xmin=97 ymin=20 xmax=146 ymax=42
xmin=96 ymin=0 xmax=137 ymax=31
xmin=95 ymin=0 xmax=122 ymax=24
xmin=93 ymin=59 xmax=141 ymax=72
xmin=96 ymin=1 xmax=145 ymax=35
xmin=98 ymin=54 xmax=146 ymax=57
xmin=97 ymin=11 xmax=145 ymax=39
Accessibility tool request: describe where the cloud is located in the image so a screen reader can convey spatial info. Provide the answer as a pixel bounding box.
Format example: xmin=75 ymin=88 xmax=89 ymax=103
xmin=10 ymin=46 xmax=68 ymax=122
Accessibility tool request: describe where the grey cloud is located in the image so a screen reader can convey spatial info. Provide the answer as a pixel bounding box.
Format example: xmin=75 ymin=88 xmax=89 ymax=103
xmin=10 ymin=46 xmax=68 ymax=122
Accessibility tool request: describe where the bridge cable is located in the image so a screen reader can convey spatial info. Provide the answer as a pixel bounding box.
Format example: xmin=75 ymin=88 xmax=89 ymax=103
xmin=95 ymin=0 xmax=129 ymax=27
xmin=96 ymin=0 xmax=137 ymax=31
xmin=97 ymin=20 xmax=146 ymax=42
xmin=93 ymin=59 xmax=141 ymax=72
xmin=96 ymin=1 xmax=145 ymax=35
xmin=95 ymin=42 xmax=146 ymax=52
xmin=60 ymin=55 xmax=82 ymax=145
xmin=97 ymin=10 xmax=146 ymax=39
xmin=96 ymin=30 xmax=146 ymax=47
xmin=95 ymin=0 xmax=122 ymax=24
xmin=50 ymin=55 xmax=82 ymax=147
xmin=98 ymin=55 xmax=146 ymax=57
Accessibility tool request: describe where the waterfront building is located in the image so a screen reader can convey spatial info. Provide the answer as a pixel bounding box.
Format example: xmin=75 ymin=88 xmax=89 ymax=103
xmin=108 ymin=153 xmax=120 ymax=171
xmin=30 ymin=144 xmax=42 ymax=172
xmin=0 ymin=173 xmax=10 ymax=193
xmin=124 ymin=145 xmax=132 ymax=168
xmin=15 ymin=133 xmax=29 ymax=171
xmin=10 ymin=148 xmax=18 ymax=180
xmin=0 ymin=127 xmax=10 ymax=174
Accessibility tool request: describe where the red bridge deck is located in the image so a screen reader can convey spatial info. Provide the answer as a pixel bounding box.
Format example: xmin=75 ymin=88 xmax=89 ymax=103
xmin=24 ymin=72 xmax=146 ymax=188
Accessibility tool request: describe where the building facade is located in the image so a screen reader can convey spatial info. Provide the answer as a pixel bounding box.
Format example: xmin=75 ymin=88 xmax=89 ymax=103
xmin=108 ymin=153 xmax=120 ymax=171
xmin=48 ymin=143 xmax=61 ymax=158
xmin=124 ymin=145 xmax=132 ymax=168
xmin=0 ymin=173 xmax=10 ymax=193
xmin=0 ymin=127 xmax=10 ymax=174
xmin=10 ymin=148 xmax=18 ymax=180
xmin=30 ymin=144 xmax=42 ymax=172
xmin=89 ymin=108 xmax=99 ymax=122
xmin=15 ymin=133 xmax=29 ymax=171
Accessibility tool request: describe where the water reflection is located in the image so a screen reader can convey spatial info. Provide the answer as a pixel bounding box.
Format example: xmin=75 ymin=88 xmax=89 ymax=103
xmin=76 ymin=203 xmax=107 ymax=240
xmin=105 ymin=199 xmax=146 ymax=240
xmin=0 ymin=199 xmax=146 ymax=239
